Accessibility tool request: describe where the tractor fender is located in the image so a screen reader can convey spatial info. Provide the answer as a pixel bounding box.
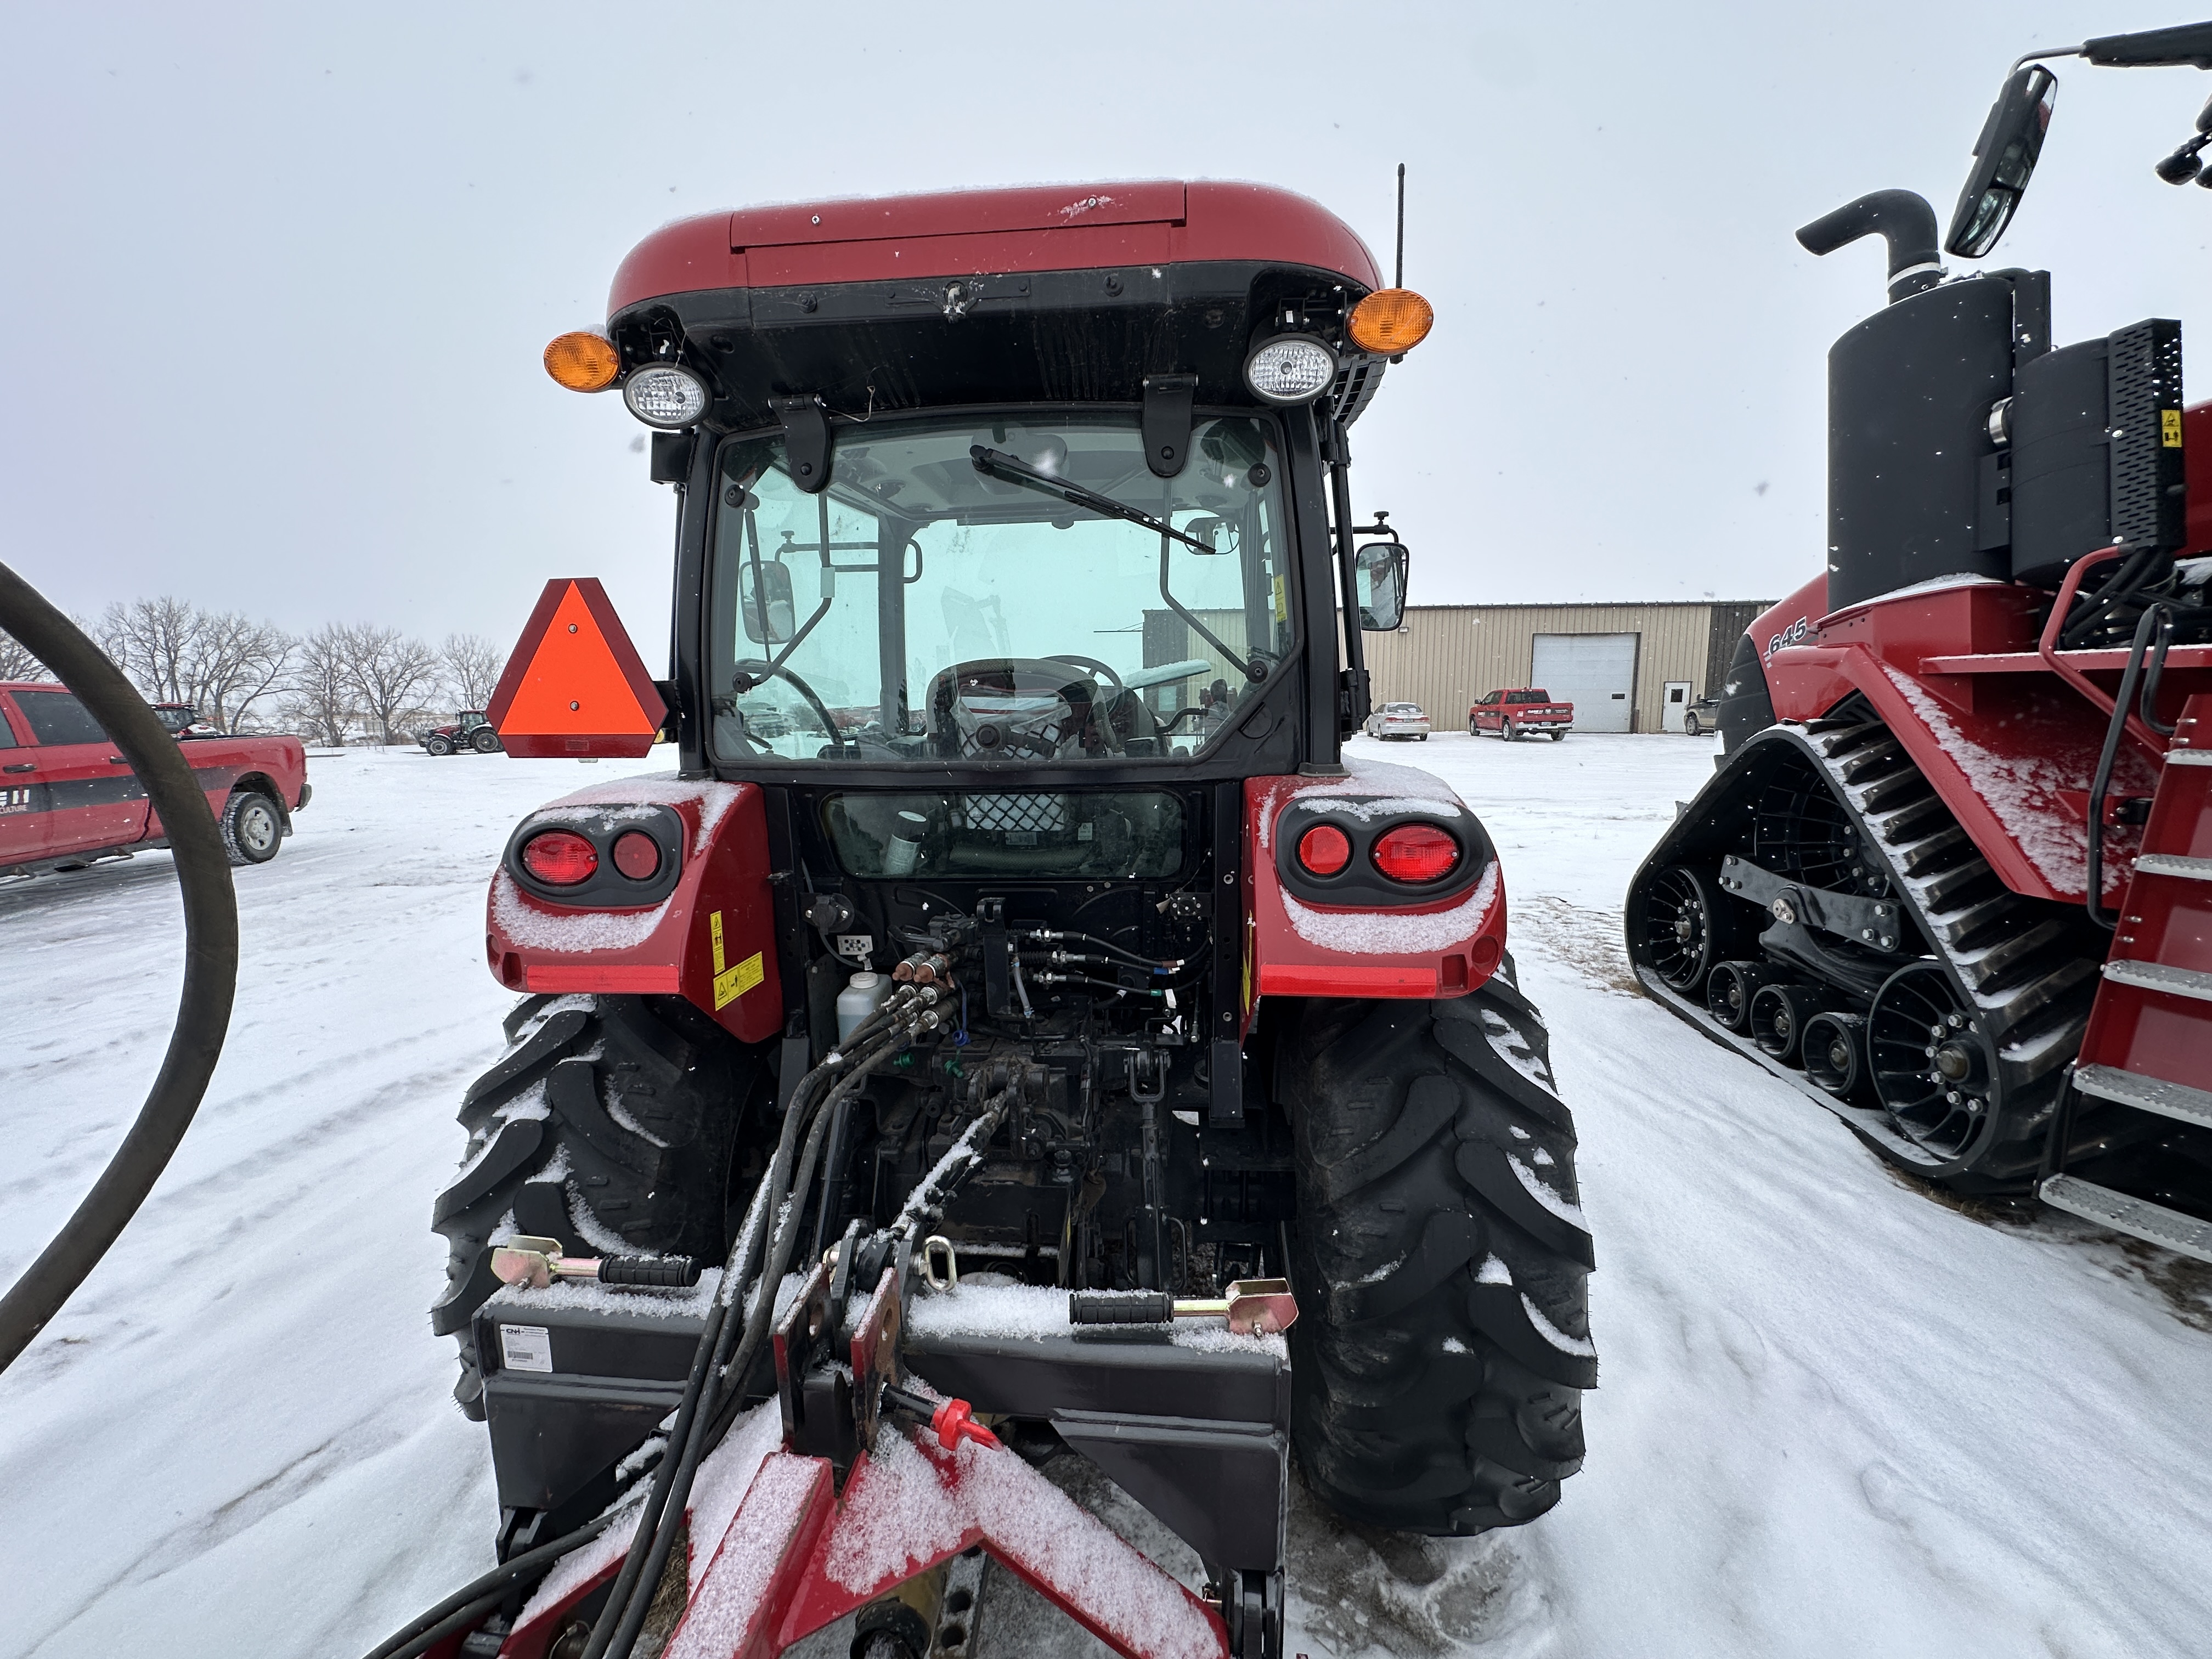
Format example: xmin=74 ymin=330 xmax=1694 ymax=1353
xmin=1243 ymin=757 xmax=1507 ymax=1019
xmin=484 ymin=776 xmax=784 ymax=1042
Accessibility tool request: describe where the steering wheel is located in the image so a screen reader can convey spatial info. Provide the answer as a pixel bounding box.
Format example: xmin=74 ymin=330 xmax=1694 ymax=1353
xmin=732 ymin=659 xmax=851 ymax=754
xmin=1043 ymin=653 xmax=1125 ymax=691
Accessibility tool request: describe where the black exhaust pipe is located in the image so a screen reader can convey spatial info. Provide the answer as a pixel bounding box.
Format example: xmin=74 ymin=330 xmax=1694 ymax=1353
xmin=1797 ymin=190 xmax=1943 ymax=302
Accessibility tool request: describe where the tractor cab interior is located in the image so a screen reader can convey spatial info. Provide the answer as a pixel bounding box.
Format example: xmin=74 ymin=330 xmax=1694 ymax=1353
xmin=706 ymin=409 xmax=1292 ymax=766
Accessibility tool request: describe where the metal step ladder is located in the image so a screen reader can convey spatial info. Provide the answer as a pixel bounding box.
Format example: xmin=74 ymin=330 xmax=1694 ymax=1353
xmin=2040 ymin=692 xmax=2212 ymax=1264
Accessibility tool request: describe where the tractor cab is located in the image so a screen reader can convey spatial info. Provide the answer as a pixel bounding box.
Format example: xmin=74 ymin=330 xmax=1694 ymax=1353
xmin=542 ymin=182 xmax=1429 ymax=782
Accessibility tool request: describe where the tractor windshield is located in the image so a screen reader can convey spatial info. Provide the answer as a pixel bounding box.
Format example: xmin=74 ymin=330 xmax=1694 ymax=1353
xmin=706 ymin=411 xmax=1294 ymax=766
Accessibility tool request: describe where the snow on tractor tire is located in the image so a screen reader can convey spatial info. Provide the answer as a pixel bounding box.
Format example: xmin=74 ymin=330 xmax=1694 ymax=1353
xmin=409 ymin=179 xmax=1595 ymax=1659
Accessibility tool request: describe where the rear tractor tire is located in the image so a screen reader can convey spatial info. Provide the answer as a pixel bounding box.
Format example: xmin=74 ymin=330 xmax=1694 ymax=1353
xmin=1282 ymin=967 xmax=1595 ymax=1536
xmin=472 ymin=727 xmax=503 ymax=754
xmin=428 ymin=993 xmax=772 ymax=1418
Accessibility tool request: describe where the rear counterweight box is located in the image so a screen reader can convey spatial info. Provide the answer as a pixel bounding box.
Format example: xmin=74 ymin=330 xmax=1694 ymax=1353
xmin=473 ymin=1286 xmax=710 ymax=1514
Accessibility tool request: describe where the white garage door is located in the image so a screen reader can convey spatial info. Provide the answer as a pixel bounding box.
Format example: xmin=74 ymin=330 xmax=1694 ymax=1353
xmin=1531 ymin=633 xmax=1638 ymax=733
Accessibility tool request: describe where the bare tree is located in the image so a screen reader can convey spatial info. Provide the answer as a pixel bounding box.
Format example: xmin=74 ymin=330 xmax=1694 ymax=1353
xmin=92 ymin=596 xmax=295 ymax=731
xmin=342 ymin=623 xmax=439 ymax=744
xmin=283 ymin=624 xmax=357 ymax=747
xmin=97 ymin=596 xmax=199 ymax=704
xmin=193 ymin=612 xmax=296 ymax=731
xmin=439 ymin=633 xmax=506 ymax=712
xmin=0 ymin=628 xmax=47 ymax=682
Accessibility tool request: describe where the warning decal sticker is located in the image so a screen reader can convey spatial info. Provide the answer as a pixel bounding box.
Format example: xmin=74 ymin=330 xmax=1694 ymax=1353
xmin=714 ymin=950 xmax=764 ymax=1010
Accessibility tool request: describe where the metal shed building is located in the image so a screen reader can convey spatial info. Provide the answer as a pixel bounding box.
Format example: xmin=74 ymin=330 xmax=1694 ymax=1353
xmin=1361 ymin=600 xmax=1771 ymax=734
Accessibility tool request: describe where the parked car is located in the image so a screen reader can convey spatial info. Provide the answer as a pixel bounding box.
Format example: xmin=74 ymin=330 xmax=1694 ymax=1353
xmin=1683 ymin=693 xmax=1720 ymax=737
xmin=419 ymin=710 xmax=504 ymax=756
xmin=1471 ymin=687 xmax=1573 ymax=741
xmin=1363 ymin=701 xmax=1431 ymax=741
xmin=1 ymin=682 xmax=310 ymax=876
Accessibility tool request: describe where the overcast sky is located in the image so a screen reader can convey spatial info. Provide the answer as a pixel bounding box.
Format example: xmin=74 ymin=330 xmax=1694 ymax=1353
xmin=4 ymin=2 xmax=2209 ymax=664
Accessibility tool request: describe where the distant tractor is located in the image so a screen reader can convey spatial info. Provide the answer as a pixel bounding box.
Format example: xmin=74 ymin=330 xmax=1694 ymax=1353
xmin=419 ymin=710 xmax=502 ymax=756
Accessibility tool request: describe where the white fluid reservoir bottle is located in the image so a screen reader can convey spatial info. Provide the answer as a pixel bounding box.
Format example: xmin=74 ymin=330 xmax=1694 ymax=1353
xmin=836 ymin=971 xmax=890 ymax=1041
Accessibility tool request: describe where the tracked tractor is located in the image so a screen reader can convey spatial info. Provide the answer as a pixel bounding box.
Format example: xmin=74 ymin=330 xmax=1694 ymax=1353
xmin=1628 ymin=24 xmax=2212 ymax=1266
xmin=410 ymin=183 xmax=1595 ymax=1659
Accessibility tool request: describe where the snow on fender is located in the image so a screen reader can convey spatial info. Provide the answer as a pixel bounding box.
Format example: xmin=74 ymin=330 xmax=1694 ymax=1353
xmin=486 ymin=774 xmax=784 ymax=1042
xmin=1245 ymin=755 xmax=1508 ymax=1009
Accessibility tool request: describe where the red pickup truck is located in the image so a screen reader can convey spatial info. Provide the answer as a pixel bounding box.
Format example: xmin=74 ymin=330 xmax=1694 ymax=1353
xmin=1 ymin=682 xmax=311 ymax=877
xmin=1470 ymin=687 xmax=1573 ymax=741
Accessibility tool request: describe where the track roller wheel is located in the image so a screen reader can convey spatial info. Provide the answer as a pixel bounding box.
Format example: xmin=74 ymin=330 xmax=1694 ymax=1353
xmin=1638 ymin=866 xmax=1749 ymax=995
xmin=1801 ymin=1011 xmax=1867 ymax=1097
xmin=1867 ymin=962 xmax=1994 ymax=1162
xmin=1748 ymin=982 xmax=1832 ymax=1064
xmin=1705 ymin=961 xmax=1780 ymax=1033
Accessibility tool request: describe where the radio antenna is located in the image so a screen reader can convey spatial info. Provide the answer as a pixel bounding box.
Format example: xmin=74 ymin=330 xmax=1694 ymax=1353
xmin=1394 ymin=163 xmax=1406 ymax=288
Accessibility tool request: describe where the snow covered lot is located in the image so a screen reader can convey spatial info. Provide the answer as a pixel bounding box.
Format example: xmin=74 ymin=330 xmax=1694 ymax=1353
xmin=2 ymin=735 xmax=2206 ymax=1659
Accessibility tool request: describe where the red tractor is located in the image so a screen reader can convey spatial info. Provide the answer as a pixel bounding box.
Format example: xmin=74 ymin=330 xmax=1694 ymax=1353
xmin=1628 ymin=25 xmax=2212 ymax=1266
xmin=420 ymin=710 xmax=504 ymax=755
xmin=420 ymin=183 xmax=1594 ymax=1658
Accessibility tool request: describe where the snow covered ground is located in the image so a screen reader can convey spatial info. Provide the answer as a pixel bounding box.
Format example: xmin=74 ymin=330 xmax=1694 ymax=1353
xmin=2 ymin=734 xmax=2207 ymax=1659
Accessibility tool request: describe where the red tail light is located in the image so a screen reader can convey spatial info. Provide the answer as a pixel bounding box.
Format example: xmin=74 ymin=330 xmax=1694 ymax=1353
xmin=1296 ymin=823 xmax=1352 ymax=876
xmin=522 ymin=829 xmax=599 ymax=884
xmin=1372 ymin=823 xmax=1460 ymax=883
xmin=610 ymin=830 xmax=662 ymax=881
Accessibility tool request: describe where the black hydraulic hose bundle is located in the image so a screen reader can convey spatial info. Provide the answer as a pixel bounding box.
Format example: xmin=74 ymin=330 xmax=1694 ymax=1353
xmin=361 ymin=999 xmax=939 ymax=1659
xmin=583 ymin=1031 xmax=911 ymax=1659
xmin=0 ymin=561 xmax=239 ymax=1375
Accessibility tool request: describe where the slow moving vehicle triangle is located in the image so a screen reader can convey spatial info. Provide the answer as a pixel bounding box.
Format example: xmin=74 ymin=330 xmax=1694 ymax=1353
xmin=488 ymin=578 xmax=668 ymax=757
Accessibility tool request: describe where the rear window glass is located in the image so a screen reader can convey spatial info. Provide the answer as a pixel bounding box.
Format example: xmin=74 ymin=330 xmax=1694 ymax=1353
xmin=13 ymin=690 xmax=108 ymax=746
xmin=824 ymin=790 xmax=1185 ymax=879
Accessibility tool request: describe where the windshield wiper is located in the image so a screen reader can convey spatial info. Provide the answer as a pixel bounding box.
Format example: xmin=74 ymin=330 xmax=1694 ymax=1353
xmin=968 ymin=445 xmax=1267 ymax=684
xmin=969 ymin=446 xmax=1216 ymax=555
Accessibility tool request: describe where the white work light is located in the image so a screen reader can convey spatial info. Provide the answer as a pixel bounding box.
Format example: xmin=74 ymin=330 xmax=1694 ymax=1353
xmin=1242 ymin=336 xmax=1338 ymax=405
xmin=623 ymin=364 xmax=709 ymax=428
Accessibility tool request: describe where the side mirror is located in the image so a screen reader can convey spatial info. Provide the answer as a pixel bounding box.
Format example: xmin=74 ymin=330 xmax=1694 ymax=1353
xmin=1945 ymin=65 xmax=2058 ymax=258
xmin=740 ymin=560 xmax=797 ymax=644
xmin=1355 ymin=541 xmax=1409 ymax=631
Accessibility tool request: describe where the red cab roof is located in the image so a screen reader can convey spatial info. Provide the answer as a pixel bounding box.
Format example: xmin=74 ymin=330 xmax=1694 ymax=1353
xmin=610 ymin=180 xmax=1383 ymax=317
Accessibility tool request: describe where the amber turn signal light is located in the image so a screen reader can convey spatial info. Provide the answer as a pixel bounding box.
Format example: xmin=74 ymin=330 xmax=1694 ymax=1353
xmin=1346 ymin=288 xmax=1435 ymax=356
xmin=544 ymin=331 xmax=622 ymax=392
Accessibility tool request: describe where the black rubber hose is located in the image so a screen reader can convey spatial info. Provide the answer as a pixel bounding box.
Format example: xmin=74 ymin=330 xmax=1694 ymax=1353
xmin=584 ymin=1028 xmax=908 ymax=1659
xmin=357 ymin=1511 xmax=617 ymax=1659
xmin=0 ymin=561 xmax=239 ymax=1374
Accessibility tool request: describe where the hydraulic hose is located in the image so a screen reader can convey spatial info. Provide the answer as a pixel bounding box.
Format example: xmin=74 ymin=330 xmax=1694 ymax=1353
xmin=0 ymin=561 xmax=239 ymax=1375
xmin=583 ymin=1024 xmax=912 ymax=1659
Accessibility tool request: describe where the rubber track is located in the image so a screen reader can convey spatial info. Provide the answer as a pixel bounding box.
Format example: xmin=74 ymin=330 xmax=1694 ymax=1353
xmin=1801 ymin=708 xmax=2101 ymax=1182
xmin=1284 ymin=961 xmax=1594 ymax=1537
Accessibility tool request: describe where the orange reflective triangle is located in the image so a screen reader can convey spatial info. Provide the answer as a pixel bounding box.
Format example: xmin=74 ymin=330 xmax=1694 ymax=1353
xmin=490 ymin=580 xmax=665 ymax=738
